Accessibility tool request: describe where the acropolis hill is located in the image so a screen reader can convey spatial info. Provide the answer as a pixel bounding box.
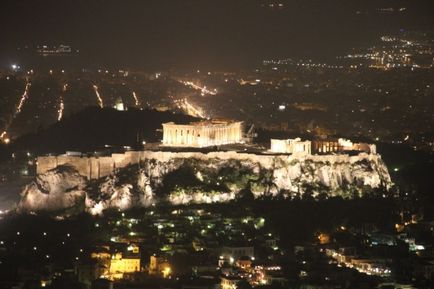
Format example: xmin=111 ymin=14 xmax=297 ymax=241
xmin=20 ymin=120 xmax=392 ymax=214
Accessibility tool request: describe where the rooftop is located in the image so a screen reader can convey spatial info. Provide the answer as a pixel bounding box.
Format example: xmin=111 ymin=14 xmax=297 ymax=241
xmin=163 ymin=119 xmax=242 ymax=127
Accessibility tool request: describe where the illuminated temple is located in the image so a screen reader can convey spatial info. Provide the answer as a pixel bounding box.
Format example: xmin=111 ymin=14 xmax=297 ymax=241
xmin=162 ymin=120 xmax=243 ymax=147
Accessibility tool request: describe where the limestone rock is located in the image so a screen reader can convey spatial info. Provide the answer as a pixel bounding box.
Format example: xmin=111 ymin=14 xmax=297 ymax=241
xmin=18 ymin=165 xmax=87 ymax=213
xmin=18 ymin=152 xmax=392 ymax=215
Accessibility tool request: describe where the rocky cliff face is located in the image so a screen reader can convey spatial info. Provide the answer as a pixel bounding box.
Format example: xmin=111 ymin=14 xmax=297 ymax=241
xmin=18 ymin=153 xmax=392 ymax=215
xmin=18 ymin=166 xmax=87 ymax=214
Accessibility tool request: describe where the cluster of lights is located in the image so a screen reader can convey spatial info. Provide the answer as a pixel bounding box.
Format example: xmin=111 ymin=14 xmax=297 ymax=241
xmin=263 ymin=58 xmax=343 ymax=69
xmin=263 ymin=58 xmax=293 ymax=65
xmin=346 ymin=35 xmax=433 ymax=70
xmin=326 ymin=249 xmax=391 ymax=277
xmin=296 ymin=62 xmax=343 ymax=69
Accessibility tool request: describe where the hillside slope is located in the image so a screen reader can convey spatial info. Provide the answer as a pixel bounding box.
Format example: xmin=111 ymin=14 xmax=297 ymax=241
xmin=11 ymin=107 xmax=199 ymax=154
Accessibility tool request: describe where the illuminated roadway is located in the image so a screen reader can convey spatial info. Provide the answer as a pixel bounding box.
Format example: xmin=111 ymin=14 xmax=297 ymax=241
xmin=57 ymin=84 xmax=68 ymax=121
xmin=92 ymin=84 xmax=104 ymax=108
xmin=1 ymin=80 xmax=32 ymax=143
xmin=177 ymin=80 xmax=217 ymax=96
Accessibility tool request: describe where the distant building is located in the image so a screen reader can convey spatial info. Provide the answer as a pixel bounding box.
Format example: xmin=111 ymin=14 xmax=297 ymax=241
xmin=113 ymin=98 xmax=126 ymax=111
xmin=264 ymin=270 xmax=287 ymax=286
xmin=37 ymin=44 xmax=73 ymax=55
xmin=76 ymin=260 xmax=108 ymax=288
xmin=109 ymin=244 xmax=141 ymax=279
xmin=312 ymin=139 xmax=340 ymax=154
xmin=109 ymin=253 xmax=140 ymax=275
xmin=220 ymin=276 xmax=243 ymax=289
xmin=325 ymin=248 xmax=391 ymax=277
xmin=162 ymin=120 xmax=243 ymax=148
xmin=235 ymin=256 xmax=252 ymax=269
xmin=221 ymin=245 xmax=254 ymax=261
xmin=149 ymin=255 xmax=171 ymax=278
xmin=312 ymin=138 xmax=376 ymax=154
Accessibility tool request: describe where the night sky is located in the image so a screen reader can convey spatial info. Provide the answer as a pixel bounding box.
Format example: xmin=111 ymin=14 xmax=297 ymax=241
xmin=1 ymin=0 xmax=433 ymax=69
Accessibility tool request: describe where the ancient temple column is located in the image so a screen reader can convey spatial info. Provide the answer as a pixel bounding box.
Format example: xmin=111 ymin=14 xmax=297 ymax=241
xmin=228 ymin=126 xmax=231 ymax=143
xmin=173 ymin=128 xmax=176 ymax=145
xmin=169 ymin=127 xmax=173 ymax=144
xmin=181 ymin=129 xmax=185 ymax=145
xmin=171 ymin=128 xmax=175 ymax=145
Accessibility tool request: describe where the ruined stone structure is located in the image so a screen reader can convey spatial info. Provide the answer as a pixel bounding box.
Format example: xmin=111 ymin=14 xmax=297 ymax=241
xmin=269 ymin=138 xmax=375 ymax=155
xmin=24 ymin=118 xmax=390 ymax=213
xmin=25 ymin=149 xmax=391 ymax=213
xmin=312 ymin=138 xmax=376 ymax=154
xmin=36 ymin=127 xmax=378 ymax=182
xmin=162 ymin=120 xmax=243 ymax=147
xmin=270 ymin=138 xmax=312 ymax=155
xmin=36 ymin=152 xmax=142 ymax=180
xmin=37 ymin=149 xmax=384 ymax=182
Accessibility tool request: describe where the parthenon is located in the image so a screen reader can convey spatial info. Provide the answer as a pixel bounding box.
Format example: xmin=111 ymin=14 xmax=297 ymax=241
xmin=162 ymin=120 xmax=243 ymax=147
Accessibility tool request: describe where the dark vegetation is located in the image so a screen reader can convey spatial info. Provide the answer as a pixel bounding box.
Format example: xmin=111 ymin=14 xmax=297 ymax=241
xmin=377 ymin=142 xmax=434 ymax=219
xmin=10 ymin=107 xmax=199 ymax=155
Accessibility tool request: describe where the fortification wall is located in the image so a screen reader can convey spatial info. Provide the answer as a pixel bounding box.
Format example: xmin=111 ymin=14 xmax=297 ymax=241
xmin=89 ymin=158 xmax=99 ymax=180
xmin=57 ymin=156 xmax=91 ymax=179
xmin=36 ymin=156 xmax=58 ymax=174
xmin=36 ymin=150 xmax=382 ymax=180
xmin=98 ymin=157 xmax=115 ymax=179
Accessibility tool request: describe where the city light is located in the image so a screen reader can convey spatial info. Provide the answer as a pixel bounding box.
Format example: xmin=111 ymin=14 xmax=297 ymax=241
xmin=162 ymin=266 xmax=171 ymax=278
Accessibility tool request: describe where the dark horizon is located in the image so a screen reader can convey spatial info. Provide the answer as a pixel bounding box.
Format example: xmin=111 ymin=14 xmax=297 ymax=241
xmin=1 ymin=0 xmax=434 ymax=70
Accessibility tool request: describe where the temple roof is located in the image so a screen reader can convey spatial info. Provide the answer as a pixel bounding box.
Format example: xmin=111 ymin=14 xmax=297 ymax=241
xmin=163 ymin=119 xmax=242 ymax=127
